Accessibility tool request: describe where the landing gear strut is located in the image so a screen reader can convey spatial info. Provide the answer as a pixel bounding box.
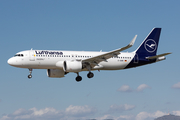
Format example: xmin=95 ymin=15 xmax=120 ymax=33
xmin=86 ymin=65 xmax=94 ymax=79
xmin=76 ymin=73 xmax=82 ymax=82
xmin=28 ymin=68 xmax=32 ymax=79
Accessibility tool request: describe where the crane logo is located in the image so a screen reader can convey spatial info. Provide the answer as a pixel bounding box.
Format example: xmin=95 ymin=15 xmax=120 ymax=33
xmin=144 ymin=39 xmax=157 ymax=53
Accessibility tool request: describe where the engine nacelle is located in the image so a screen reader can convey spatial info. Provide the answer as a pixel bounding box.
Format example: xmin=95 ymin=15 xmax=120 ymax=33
xmin=47 ymin=69 xmax=65 ymax=78
xmin=63 ymin=61 xmax=82 ymax=72
xmin=56 ymin=61 xmax=64 ymax=68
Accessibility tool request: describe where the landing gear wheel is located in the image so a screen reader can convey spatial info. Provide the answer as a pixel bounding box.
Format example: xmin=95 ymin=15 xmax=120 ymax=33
xmin=87 ymin=72 xmax=94 ymax=78
xmin=28 ymin=68 xmax=33 ymax=79
xmin=28 ymin=74 xmax=32 ymax=79
xmin=76 ymin=76 xmax=82 ymax=82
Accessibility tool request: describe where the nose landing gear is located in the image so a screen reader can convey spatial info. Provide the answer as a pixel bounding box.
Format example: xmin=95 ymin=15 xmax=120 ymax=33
xmin=28 ymin=68 xmax=32 ymax=79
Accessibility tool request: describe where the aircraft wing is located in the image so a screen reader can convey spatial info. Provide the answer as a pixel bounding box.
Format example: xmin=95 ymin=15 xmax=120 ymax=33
xmin=82 ymin=35 xmax=137 ymax=67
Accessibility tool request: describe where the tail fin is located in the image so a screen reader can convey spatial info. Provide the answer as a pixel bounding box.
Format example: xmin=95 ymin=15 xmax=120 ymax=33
xmin=135 ymin=28 xmax=161 ymax=57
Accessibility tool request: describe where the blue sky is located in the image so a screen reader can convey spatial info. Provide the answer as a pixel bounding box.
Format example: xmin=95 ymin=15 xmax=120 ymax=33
xmin=1 ymin=0 xmax=180 ymax=120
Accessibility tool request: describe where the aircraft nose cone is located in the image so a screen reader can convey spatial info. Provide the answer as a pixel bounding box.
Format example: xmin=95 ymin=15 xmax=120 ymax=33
xmin=7 ymin=58 xmax=14 ymax=66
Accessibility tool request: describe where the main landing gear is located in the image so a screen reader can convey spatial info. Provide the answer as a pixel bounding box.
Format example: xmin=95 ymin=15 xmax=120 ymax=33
xmin=75 ymin=72 xmax=94 ymax=82
xmin=28 ymin=68 xmax=32 ymax=79
xmin=76 ymin=73 xmax=82 ymax=82
xmin=87 ymin=72 xmax=94 ymax=78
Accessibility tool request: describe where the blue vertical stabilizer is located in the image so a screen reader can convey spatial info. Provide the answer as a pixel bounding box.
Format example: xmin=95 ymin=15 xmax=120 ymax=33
xmin=125 ymin=28 xmax=162 ymax=68
xmin=135 ymin=28 xmax=161 ymax=57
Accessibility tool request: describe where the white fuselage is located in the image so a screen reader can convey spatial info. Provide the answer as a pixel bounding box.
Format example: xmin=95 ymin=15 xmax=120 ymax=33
xmin=8 ymin=50 xmax=135 ymax=71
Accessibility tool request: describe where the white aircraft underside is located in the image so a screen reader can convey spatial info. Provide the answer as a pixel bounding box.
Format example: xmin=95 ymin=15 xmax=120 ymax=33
xmin=7 ymin=28 xmax=171 ymax=82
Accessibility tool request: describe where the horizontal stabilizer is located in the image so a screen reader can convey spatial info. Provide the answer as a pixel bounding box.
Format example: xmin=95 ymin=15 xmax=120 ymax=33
xmin=146 ymin=53 xmax=171 ymax=59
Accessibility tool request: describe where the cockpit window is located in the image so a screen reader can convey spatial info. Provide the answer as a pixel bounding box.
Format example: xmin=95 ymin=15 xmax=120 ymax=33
xmin=14 ymin=54 xmax=24 ymax=57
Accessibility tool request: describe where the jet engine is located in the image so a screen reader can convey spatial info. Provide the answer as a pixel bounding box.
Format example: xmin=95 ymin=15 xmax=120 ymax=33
xmin=47 ymin=69 xmax=65 ymax=78
xmin=63 ymin=61 xmax=82 ymax=72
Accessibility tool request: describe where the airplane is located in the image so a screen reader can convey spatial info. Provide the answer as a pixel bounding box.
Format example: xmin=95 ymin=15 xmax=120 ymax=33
xmin=7 ymin=28 xmax=171 ymax=82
